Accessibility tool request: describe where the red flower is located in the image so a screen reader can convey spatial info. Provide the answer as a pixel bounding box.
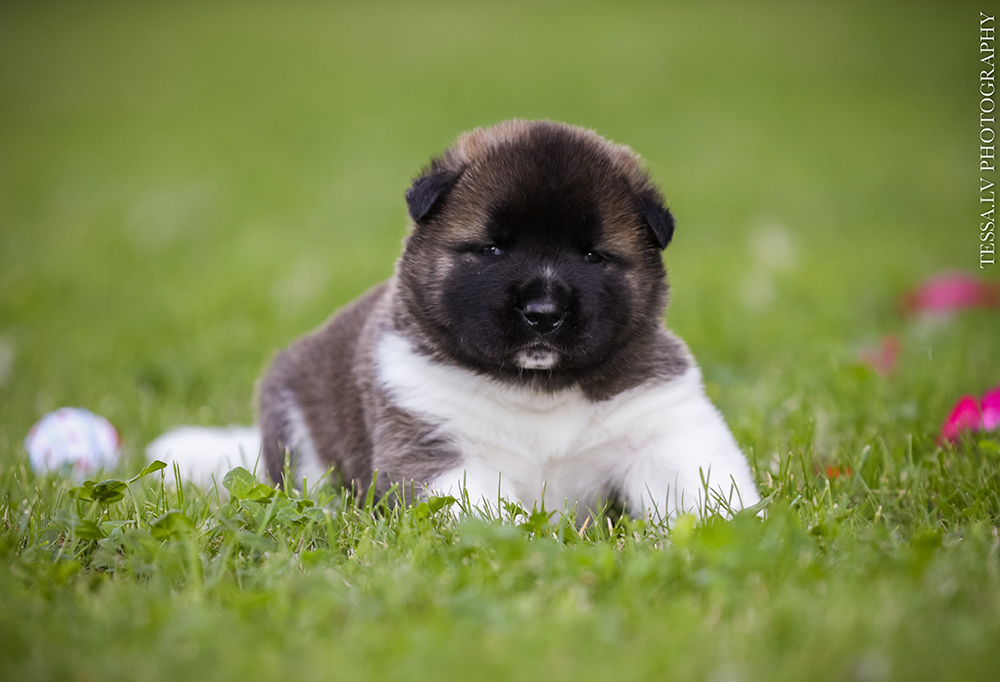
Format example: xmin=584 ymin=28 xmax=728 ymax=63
xmin=825 ymin=466 xmax=853 ymax=479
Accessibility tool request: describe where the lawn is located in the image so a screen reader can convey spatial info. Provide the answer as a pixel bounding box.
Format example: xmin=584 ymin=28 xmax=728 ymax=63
xmin=1 ymin=1 xmax=998 ymax=680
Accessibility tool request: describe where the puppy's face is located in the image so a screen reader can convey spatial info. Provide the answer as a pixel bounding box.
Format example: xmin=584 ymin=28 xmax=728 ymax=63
xmin=398 ymin=121 xmax=674 ymax=384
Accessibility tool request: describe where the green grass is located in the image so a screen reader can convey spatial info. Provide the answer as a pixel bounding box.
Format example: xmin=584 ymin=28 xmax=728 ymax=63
xmin=1 ymin=1 xmax=999 ymax=680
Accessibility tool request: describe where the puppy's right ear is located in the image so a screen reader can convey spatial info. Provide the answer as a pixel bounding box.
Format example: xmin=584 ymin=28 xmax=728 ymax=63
xmin=405 ymin=161 xmax=464 ymax=224
xmin=636 ymin=193 xmax=675 ymax=250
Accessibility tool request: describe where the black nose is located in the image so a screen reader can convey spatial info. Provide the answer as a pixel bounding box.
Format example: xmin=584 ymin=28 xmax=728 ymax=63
xmin=520 ymin=299 xmax=567 ymax=333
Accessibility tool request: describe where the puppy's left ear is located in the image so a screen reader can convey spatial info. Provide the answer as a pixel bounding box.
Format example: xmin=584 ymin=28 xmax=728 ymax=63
xmin=636 ymin=193 xmax=675 ymax=250
xmin=405 ymin=161 xmax=464 ymax=224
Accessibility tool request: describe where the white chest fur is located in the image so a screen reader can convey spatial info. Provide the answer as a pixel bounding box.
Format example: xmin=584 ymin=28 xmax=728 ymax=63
xmin=374 ymin=331 xmax=759 ymax=518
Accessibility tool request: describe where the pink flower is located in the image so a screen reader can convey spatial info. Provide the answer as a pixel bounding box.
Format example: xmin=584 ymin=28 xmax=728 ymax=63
xmin=939 ymin=395 xmax=983 ymax=444
xmin=858 ymin=335 xmax=901 ymax=376
xmin=902 ymin=271 xmax=1000 ymax=317
xmin=938 ymin=386 xmax=1000 ymax=444
xmin=983 ymin=386 xmax=1000 ymax=431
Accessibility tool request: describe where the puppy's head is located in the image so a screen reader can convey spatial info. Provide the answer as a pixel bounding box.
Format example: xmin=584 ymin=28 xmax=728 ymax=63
xmin=398 ymin=120 xmax=674 ymax=385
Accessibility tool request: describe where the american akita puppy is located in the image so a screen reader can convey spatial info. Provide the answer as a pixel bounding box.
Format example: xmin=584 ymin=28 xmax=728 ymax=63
xmin=251 ymin=120 xmax=760 ymax=518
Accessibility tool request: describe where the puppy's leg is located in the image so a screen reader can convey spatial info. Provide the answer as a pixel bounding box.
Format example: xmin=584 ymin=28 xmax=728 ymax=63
xmin=258 ymin=352 xmax=329 ymax=490
xmin=426 ymin=462 xmax=518 ymax=515
xmin=617 ymin=370 xmax=760 ymax=521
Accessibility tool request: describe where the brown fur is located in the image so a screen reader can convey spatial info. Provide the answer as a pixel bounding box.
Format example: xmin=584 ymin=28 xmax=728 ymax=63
xmin=258 ymin=120 xmax=688 ymax=497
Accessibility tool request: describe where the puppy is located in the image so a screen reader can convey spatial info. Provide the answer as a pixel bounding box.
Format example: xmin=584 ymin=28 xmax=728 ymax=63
xmin=253 ymin=120 xmax=760 ymax=519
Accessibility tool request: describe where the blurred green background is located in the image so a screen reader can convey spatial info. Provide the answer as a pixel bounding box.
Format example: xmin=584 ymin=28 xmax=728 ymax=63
xmin=4 ymin=3 xmax=1000 ymax=681
xmin=0 ymin=0 xmax=989 ymax=458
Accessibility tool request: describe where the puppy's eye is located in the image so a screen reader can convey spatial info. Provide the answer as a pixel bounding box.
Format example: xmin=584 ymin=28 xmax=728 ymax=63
xmin=584 ymin=251 xmax=606 ymax=264
xmin=480 ymin=245 xmax=502 ymax=257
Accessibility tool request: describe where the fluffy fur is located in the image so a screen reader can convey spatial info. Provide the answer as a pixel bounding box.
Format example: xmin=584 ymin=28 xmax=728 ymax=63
xmin=153 ymin=120 xmax=760 ymax=518
xmin=377 ymin=330 xmax=757 ymax=517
